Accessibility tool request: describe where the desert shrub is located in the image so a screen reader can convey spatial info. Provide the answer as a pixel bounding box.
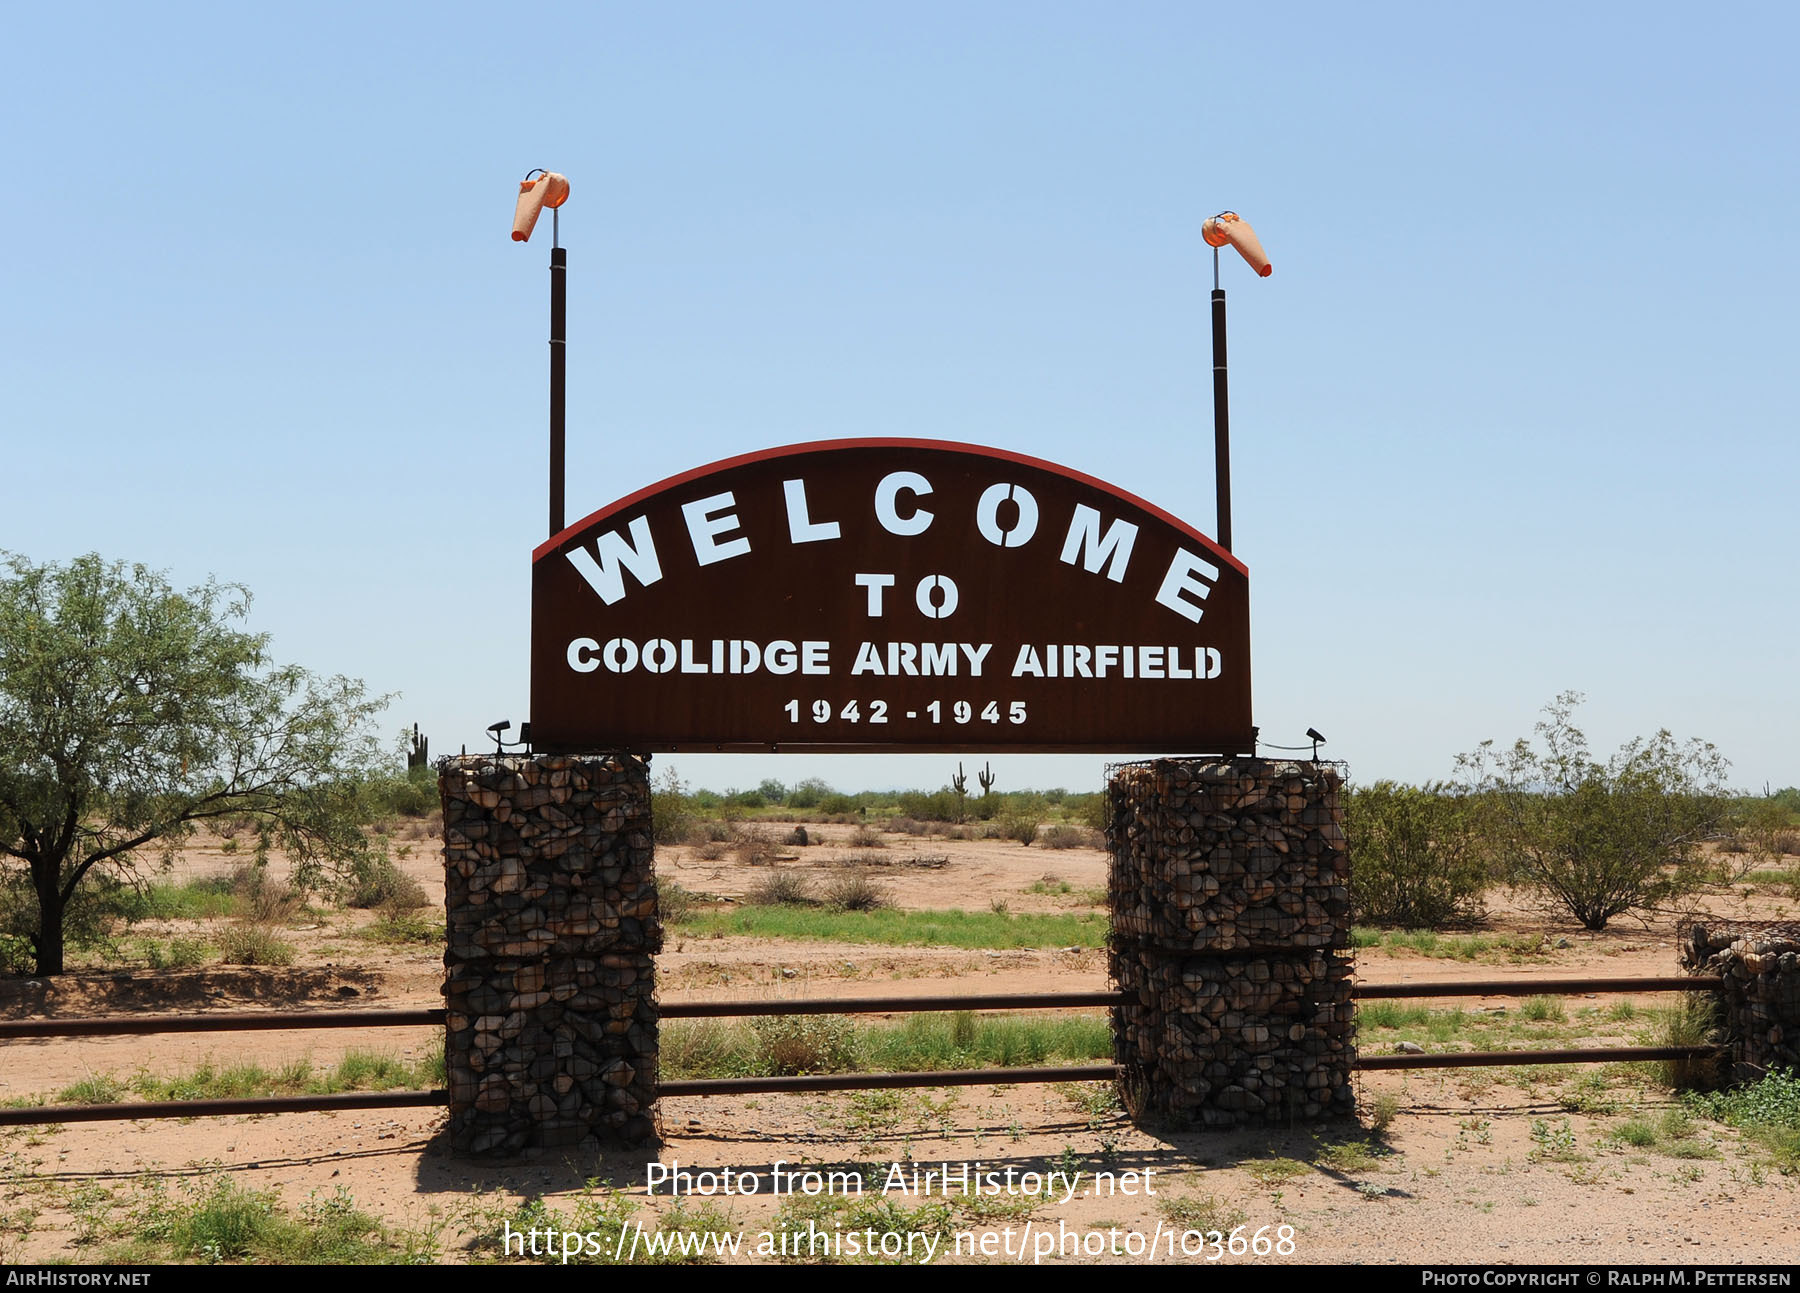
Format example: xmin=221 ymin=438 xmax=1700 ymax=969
xmin=362 ymin=764 xmax=440 ymax=821
xmin=724 ymin=788 xmax=766 ymax=810
xmin=343 ymin=857 xmax=426 ymax=910
xmin=747 ymin=870 xmax=817 ymax=906
xmin=694 ymin=841 xmax=729 ymax=861
xmin=1658 ymin=995 xmax=1725 ymax=1091
xmin=658 ymin=882 xmax=698 ymax=924
xmin=1040 ymin=825 xmax=1102 ymax=850
xmin=229 ymin=864 xmax=302 ymax=923
xmin=691 ymin=819 xmax=732 ymax=844
xmin=885 ymin=817 xmax=929 ymax=837
xmin=997 ymin=804 xmax=1043 ymax=846
xmin=820 ymin=794 xmax=858 ymax=815
xmin=650 ymin=769 xmax=697 ymax=846
xmin=825 ymin=872 xmax=891 ymax=911
xmin=1346 ymin=781 xmax=1488 ymax=927
xmin=787 ymin=778 xmax=835 ymax=810
xmin=142 ymin=936 xmax=212 ymax=970
xmin=847 ymin=825 xmax=885 ymax=849
xmin=752 ymin=1014 xmax=858 ymax=1074
xmin=216 ymin=922 xmax=295 ymax=967
xmin=895 ymin=789 xmax=959 ymax=822
xmin=731 ymin=826 xmax=779 ymax=865
xmin=1458 ymin=693 xmax=1731 ymax=930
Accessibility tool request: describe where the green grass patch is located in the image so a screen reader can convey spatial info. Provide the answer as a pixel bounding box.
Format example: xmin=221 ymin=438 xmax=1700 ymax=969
xmin=39 ymin=1047 xmax=447 ymax=1107
xmin=1157 ymin=1194 xmax=1246 ymax=1232
xmin=107 ymin=1178 xmax=438 ymax=1264
xmin=1245 ymin=1157 xmax=1309 ymax=1186
xmin=1313 ymin=1139 xmax=1385 ymax=1173
xmin=672 ymin=905 xmax=1106 ymax=950
xmin=1350 ymin=928 xmax=1551 ymax=962
xmin=134 ymin=878 xmax=241 ymax=921
xmin=1685 ymin=1069 xmax=1800 ymax=1173
xmin=660 ymin=1011 xmax=1112 ymax=1080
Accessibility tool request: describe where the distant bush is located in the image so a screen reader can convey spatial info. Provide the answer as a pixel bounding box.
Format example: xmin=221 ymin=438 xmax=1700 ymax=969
xmin=998 ymin=798 xmax=1046 ymax=846
xmin=747 ymin=870 xmax=817 ymax=906
xmin=217 ymin=922 xmax=295 ymax=967
xmin=787 ymin=778 xmax=835 ymax=810
xmin=825 ymin=872 xmax=890 ymax=911
xmin=1346 ymin=781 xmax=1488 ymax=928
xmin=343 ymin=858 xmax=426 ymax=910
xmin=1458 ymin=693 xmax=1731 ymax=930
xmin=847 ymin=825 xmax=885 ymax=849
xmin=229 ymin=864 xmax=302 ymax=923
xmin=659 ymin=882 xmax=698 ymax=924
xmin=141 ymin=936 xmax=212 ymax=970
xmin=650 ymin=769 xmax=696 ymax=846
xmin=753 ymin=1014 xmax=857 ymax=1075
xmin=1041 ymin=825 xmax=1102 ymax=850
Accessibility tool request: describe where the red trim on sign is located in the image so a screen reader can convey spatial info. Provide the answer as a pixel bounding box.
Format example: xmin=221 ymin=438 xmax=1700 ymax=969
xmin=530 ymin=438 xmax=1248 ymax=577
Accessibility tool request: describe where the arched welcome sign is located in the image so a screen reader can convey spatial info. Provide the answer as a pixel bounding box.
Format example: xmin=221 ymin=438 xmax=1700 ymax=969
xmin=530 ymin=440 xmax=1252 ymax=754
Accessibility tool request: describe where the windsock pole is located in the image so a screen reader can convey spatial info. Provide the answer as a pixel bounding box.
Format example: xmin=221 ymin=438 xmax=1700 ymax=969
xmin=1211 ymin=246 xmax=1232 ymax=554
xmin=549 ymin=209 xmax=567 ymax=539
xmin=1200 ymin=210 xmax=1270 ymax=555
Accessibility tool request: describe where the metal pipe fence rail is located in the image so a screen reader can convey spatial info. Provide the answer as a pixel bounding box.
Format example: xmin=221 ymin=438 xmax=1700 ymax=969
xmin=0 ymin=974 xmax=1730 ymax=1126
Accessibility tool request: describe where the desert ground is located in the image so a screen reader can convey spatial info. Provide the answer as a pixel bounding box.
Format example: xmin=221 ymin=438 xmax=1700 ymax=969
xmin=2 ymin=816 xmax=1797 ymax=1266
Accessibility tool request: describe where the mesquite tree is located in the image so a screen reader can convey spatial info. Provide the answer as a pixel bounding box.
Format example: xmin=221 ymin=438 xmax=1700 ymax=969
xmin=0 ymin=553 xmax=388 ymax=975
xmin=1457 ymin=692 xmax=1731 ymax=930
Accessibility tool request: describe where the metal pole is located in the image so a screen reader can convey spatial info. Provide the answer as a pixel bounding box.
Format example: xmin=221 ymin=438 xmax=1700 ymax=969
xmin=1211 ymin=274 xmax=1232 ymax=554
xmin=549 ymin=236 xmax=567 ymax=539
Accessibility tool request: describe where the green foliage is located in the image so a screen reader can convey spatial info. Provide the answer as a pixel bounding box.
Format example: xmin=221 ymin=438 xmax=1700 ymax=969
xmin=215 ymin=922 xmax=295 ymax=966
xmin=1684 ymin=1069 xmax=1800 ymax=1172
xmin=752 ymin=1014 xmax=859 ymax=1074
xmin=342 ymin=856 xmax=427 ymax=910
xmin=787 ymin=777 xmax=834 ymax=810
xmin=1457 ymin=692 xmax=1731 ymax=930
xmin=746 ymin=869 xmax=817 ymax=906
xmin=823 ymin=871 xmax=891 ymax=911
xmin=649 ymin=768 xmax=696 ymax=846
xmin=997 ymin=795 xmax=1046 ymax=845
xmin=120 ymin=1178 xmax=427 ymax=1264
xmin=1655 ymin=995 xmax=1724 ymax=1091
xmin=359 ymin=763 xmax=440 ymax=821
xmin=139 ymin=935 xmax=211 ymax=970
xmin=671 ymin=904 xmax=1106 ymax=949
xmin=0 ymin=552 xmax=390 ymax=975
xmin=1345 ymin=780 xmax=1488 ymax=927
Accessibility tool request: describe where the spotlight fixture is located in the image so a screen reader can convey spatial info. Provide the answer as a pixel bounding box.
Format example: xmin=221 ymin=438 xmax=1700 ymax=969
xmin=1306 ymin=727 xmax=1326 ymax=759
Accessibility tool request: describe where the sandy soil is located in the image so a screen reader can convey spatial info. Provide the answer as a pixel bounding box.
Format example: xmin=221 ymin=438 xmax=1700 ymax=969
xmin=2 ymin=822 xmax=1796 ymax=1266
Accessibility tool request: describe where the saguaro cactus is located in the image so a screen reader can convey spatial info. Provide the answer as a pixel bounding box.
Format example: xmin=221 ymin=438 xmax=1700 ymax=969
xmin=407 ymin=724 xmax=430 ymax=770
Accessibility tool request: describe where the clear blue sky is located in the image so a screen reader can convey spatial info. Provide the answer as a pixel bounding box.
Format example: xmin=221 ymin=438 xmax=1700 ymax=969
xmin=5 ymin=2 xmax=1796 ymax=795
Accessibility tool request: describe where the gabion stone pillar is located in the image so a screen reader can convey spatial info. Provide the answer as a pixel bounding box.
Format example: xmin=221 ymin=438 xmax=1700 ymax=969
xmin=1681 ymin=921 xmax=1800 ymax=1085
xmin=1108 ymin=758 xmax=1354 ymax=1125
xmin=439 ymin=754 xmax=660 ymax=1154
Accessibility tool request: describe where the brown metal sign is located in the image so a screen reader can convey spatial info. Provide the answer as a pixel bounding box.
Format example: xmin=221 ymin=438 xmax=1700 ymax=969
xmin=530 ymin=440 xmax=1252 ymax=754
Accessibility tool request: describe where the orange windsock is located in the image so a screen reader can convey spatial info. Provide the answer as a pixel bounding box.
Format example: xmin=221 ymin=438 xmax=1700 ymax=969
xmin=1202 ymin=211 xmax=1272 ymax=278
xmin=512 ymin=171 xmax=571 ymax=243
